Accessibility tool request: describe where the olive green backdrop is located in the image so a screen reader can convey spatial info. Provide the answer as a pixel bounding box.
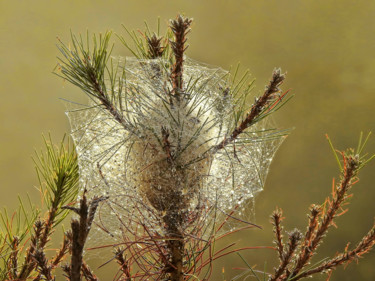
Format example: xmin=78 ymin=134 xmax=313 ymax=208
xmin=0 ymin=1 xmax=374 ymax=280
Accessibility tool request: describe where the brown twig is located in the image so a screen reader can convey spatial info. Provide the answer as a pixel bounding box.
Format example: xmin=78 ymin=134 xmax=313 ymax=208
xmin=81 ymin=261 xmax=99 ymax=281
xmin=40 ymin=208 xmax=57 ymax=249
xmin=268 ymin=152 xmax=369 ymax=281
xmin=62 ymin=264 xmax=71 ymax=279
xmin=271 ymin=208 xmax=285 ymax=263
xmin=33 ymin=249 xmax=53 ymax=281
xmin=170 ymin=15 xmax=193 ymax=103
xmin=115 ymin=248 xmax=132 ymax=281
xmin=68 ymin=191 xmax=105 ymax=281
xmin=291 ymin=154 xmax=359 ymax=278
xmin=52 ymin=232 xmax=71 ymax=268
xmin=292 ymin=224 xmax=375 ymax=280
xmin=25 ymin=208 xmax=58 ymax=281
xmin=8 ymin=236 xmax=19 ymax=279
xmin=302 ymin=205 xmax=321 ymax=250
xmin=32 ymin=233 xmax=71 ymax=281
xmin=270 ymin=229 xmax=302 ymax=281
xmin=290 ymin=205 xmax=321 ymax=277
xmin=213 ymin=68 xmax=285 ymax=152
xmin=18 ymin=220 xmax=44 ymax=280
xmin=88 ymin=72 xmax=133 ymax=134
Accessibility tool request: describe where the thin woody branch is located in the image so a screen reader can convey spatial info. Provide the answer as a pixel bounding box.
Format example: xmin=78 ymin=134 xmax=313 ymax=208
xmin=170 ymin=15 xmax=193 ymax=102
xmin=292 ymin=224 xmax=375 ymax=280
xmin=213 ymin=68 xmax=285 ymax=153
xmin=290 ymin=205 xmax=321 ymax=277
xmin=33 ymin=249 xmax=53 ymax=281
xmin=52 ymin=232 xmax=71 ymax=267
xmin=268 ymin=150 xmax=373 ymax=281
xmin=115 ymin=248 xmax=132 ymax=281
xmin=291 ymin=154 xmax=359 ymax=278
xmin=18 ymin=192 xmax=67 ymax=279
xmin=270 ymin=229 xmax=302 ymax=281
xmin=57 ymin=32 xmax=138 ymax=137
xmin=67 ymin=192 xmax=105 ymax=281
xmin=81 ymin=261 xmax=99 ymax=281
xmin=181 ymin=68 xmax=286 ymax=169
xmin=302 ymin=205 xmax=321 ymax=249
xmin=18 ymin=220 xmax=44 ymax=280
xmin=8 ymin=237 xmax=19 ymax=279
xmin=33 ymin=233 xmax=71 ymax=281
xmin=87 ymin=70 xmax=134 ymax=134
xmin=62 ymin=264 xmax=71 ymax=279
xmin=271 ymin=209 xmax=285 ymax=263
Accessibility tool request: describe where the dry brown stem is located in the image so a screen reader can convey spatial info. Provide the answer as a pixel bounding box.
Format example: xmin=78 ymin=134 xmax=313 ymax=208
xmin=18 ymin=220 xmax=44 ymax=280
xmin=291 ymin=155 xmax=359 ymax=278
xmin=271 ymin=208 xmax=285 ymax=262
xmin=8 ymin=237 xmax=19 ymax=279
xmin=271 ymin=230 xmax=302 ymax=281
xmin=81 ymin=261 xmax=99 ymax=281
xmin=88 ymin=72 xmax=131 ymax=134
xmin=170 ymin=15 xmax=193 ymax=102
xmin=67 ymin=192 xmax=105 ymax=281
xmin=51 ymin=232 xmax=71 ymax=268
xmin=115 ymin=248 xmax=132 ymax=281
xmin=213 ymin=68 xmax=285 ymax=152
xmin=268 ymin=153 xmax=375 ymax=281
xmin=293 ymin=224 xmax=375 ymax=280
xmin=33 ymin=249 xmax=53 ymax=281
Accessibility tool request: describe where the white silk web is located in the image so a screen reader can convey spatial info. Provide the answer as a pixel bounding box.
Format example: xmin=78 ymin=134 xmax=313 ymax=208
xmin=66 ymin=57 xmax=284 ymax=255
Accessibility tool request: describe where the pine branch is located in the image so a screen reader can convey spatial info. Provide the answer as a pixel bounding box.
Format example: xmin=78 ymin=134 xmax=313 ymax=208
xmin=16 ymin=136 xmax=80 ymax=280
xmin=291 ymin=154 xmax=359 ymax=278
xmin=163 ymin=211 xmax=185 ymax=281
xmin=292 ymin=224 xmax=375 ymax=280
xmin=81 ymin=261 xmax=99 ymax=281
xmin=18 ymin=220 xmax=44 ymax=280
xmin=114 ymin=248 xmax=131 ymax=281
xmin=268 ymin=139 xmax=374 ymax=281
xmin=62 ymin=264 xmax=71 ymax=279
xmin=33 ymin=249 xmax=53 ymax=281
xmin=291 ymin=205 xmax=321 ymax=277
xmin=70 ymin=209 xmax=87 ymax=280
xmin=213 ymin=68 xmax=286 ymax=152
xmin=271 ymin=208 xmax=285 ymax=263
xmin=7 ymin=237 xmax=19 ymax=279
xmin=270 ymin=229 xmax=302 ymax=281
xmin=56 ymin=32 xmax=138 ymax=136
xmin=170 ymin=15 xmax=193 ymax=103
xmin=146 ymin=34 xmax=164 ymax=59
xmin=66 ymin=192 xmax=105 ymax=281
xmin=51 ymin=232 xmax=71 ymax=268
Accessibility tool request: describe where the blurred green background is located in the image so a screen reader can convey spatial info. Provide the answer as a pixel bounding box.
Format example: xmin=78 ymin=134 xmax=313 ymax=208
xmin=0 ymin=1 xmax=374 ymax=280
